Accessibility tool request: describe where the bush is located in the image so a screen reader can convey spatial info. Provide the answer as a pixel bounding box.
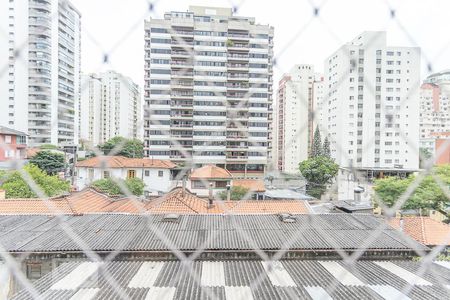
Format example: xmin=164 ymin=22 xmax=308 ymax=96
xmin=0 ymin=164 xmax=70 ymax=198
xmin=91 ymin=177 xmax=145 ymax=196
xmin=217 ymin=186 xmax=250 ymax=200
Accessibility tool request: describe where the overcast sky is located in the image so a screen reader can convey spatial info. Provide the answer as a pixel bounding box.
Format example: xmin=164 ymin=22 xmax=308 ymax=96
xmin=73 ymin=0 xmax=450 ymax=88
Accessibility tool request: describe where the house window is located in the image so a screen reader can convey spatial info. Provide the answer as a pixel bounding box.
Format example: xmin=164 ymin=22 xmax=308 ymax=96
xmin=158 ymin=170 xmax=163 ymax=177
xmin=215 ymin=181 xmax=227 ymax=188
xmin=127 ymin=170 xmax=136 ymax=178
xmin=4 ymin=135 xmax=11 ymax=144
xmin=145 ymin=170 xmax=150 ymax=176
xmin=103 ymin=171 xmax=110 ymax=178
xmin=88 ymin=168 xmax=94 ymax=180
xmin=17 ymin=135 xmax=26 ymax=144
xmin=192 ymin=180 xmax=207 ymax=189
xmin=26 ymin=263 xmax=42 ymax=280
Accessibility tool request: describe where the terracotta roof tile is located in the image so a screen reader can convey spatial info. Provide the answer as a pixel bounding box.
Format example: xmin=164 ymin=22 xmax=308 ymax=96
xmin=0 ymin=187 xmax=310 ymax=215
xmin=189 ymin=165 xmax=232 ymax=180
xmin=76 ymin=156 xmax=177 ymax=169
xmin=389 ymin=217 xmax=450 ymax=246
xmin=233 ymin=179 xmax=265 ymax=192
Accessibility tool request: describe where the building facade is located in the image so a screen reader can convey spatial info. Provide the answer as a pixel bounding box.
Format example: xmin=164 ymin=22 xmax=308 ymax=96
xmin=419 ymin=70 xmax=450 ymax=157
xmin=0 ymin=0 xmax=81 ymax=147
xmin=79 ymin=71 xmax=141 ymax=146
xmin=323 ymin=31 xmax=421 ymax=173
xmin=144 ymin=6 xmax=274 ymax=176
xmin=0 ymin=126 xmax=27 ymax=164
xmin=276 ymin=65 xmax=315 ymax=174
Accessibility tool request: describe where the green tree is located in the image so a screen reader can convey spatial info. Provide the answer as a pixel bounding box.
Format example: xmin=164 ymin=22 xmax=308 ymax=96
xmin=217 ymin=186 xmax=250 ymax=200
xmin=90 ymin=177 xmax=145 ymax=196
xmin=98 ymin=136 xmax=144 ymax=158
xmin=29 ymin=150 xmax=66 ymax=175
xmin=373 ymin=165 xmax=450 ymax=211
xmin=39 ymin=144 xmax=58 ymax=150
xmin=310 ymin=126 xmax=323 ymax=158
xmin=299 ymin=156 xmax=339 ymax=199
xmin=0 ymin=164 xmax=70 ymax=198
xmin=419 ymin=148 xmax=432 ymax=169
xmin=323 ymin=136 xmax=331 ymax=158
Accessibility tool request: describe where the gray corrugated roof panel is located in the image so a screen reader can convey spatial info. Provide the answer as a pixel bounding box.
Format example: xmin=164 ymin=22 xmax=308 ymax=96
xmin=10 ymin=260 xmax=450 ymax=300
xmin=0 ymin=214 xmax=428 ymax=253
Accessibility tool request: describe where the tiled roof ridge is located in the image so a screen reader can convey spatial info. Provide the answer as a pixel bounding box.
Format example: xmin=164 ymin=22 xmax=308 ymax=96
xmin=419 ymin=216 xmax=427 ymax=244
xmin=171 ymin=188 xmax=203 ymax=214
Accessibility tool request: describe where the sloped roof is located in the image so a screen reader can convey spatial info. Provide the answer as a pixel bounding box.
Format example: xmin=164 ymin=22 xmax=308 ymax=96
xmin=146 ymin=187 xmax=309 ymax=214
xmin=0 ymin=214 xmax=427 ymax=253
xmin=0 ymin=126 xmax=27 ymax=136
xmin=233 ymin=179 xmax=265 ymax=192
xmin=12 ymin=259 xmax=449 ymax=300
xmin=0 ymin=188 xmax=309 ymax=215
xmin=75 ymin=156 xmax=176 ymax=169
xmin=190 ymin=164 xmax=232 ymax=180
xmin=389 ymin=217 xmax=450 ymax=246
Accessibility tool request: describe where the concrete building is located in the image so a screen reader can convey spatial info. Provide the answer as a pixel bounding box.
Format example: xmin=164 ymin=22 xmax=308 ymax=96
xmin=419 ymin=71 xmax=450 ymax=158
xmin=324 ymin=31 xmax=421 ymax=179
xmin=75 ymin=156 xmax=177 ymax=196
xmin=144 ymin=6 xmax=274 ymax=177
xmin=276 ymin=65 xmax=315 ymax=174
xmin=0 ymin=0 xmax=81 ymax=147
xmin=79 ymin=71 xmax=141 ymax=146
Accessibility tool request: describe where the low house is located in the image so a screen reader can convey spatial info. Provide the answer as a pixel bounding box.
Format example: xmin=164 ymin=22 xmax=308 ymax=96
xmin=389 ymin=216 xmax=450 ymax=250
xmin=0 ymin=126 xmax=27 ymax=168
xmin=188 ymin=164 xmax=233 ymax=197
xmin=75 ymin=156 xmax=177 ymax=196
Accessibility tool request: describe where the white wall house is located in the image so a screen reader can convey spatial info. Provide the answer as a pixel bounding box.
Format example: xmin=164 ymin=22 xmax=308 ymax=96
xmin=75 ymin=156 xmax=177 ymax=196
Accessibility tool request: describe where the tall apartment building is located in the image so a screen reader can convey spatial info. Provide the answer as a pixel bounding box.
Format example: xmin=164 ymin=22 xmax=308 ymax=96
xmin=79 ymin=71 xmax=141 ymax=146
xmin=419 ymin=70 xmax=450 ymax=154
xmin=276 ymin=65 xmax=315 ymax=174
xmin=0 ymin=0 xmax=81 ymax=147
xmin=144 ymin=6 xmax=273 ymax=175
xmin=324 ymin=31 xmax=420 ymax=176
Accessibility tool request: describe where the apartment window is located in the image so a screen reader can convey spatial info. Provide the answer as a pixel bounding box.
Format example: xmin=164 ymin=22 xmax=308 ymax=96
xmin=158 ymin=170 xmax=163 ymax=177
xmin=103 ymin=171 xmax=110 ymax=179
xmin=127 ymin=170 xmax=136 ymax=178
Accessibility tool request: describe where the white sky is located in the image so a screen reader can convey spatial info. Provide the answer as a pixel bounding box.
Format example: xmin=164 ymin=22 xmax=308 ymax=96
xmin=72 ymin=0 xmax=450 ymax=88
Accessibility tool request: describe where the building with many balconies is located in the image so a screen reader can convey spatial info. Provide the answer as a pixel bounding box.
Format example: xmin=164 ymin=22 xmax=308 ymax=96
xmin=144 ymin=6 xmax=273 ymax=177
xmin=0 ymin=0 xmax=81 ymax=147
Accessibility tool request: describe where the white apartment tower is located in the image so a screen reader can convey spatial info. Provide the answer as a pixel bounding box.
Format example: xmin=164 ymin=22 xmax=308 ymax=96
xmin=144 ymin=6 xmax=274 ymax=175
xmin=79 ymin=71 xmax=141 ymax=146
xmin=276 ymin=65 xmax=315 ymax=174
xmin=324 ymin=31 xmax=420 ymax=174
xmin=0 ymin=0 xmax=81 ymax=147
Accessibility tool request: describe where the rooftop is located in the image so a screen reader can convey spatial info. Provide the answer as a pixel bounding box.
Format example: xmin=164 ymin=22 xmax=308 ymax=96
xmin=0 ymin=188 xmax=310 ymax=215
xmin=0 ymin=126 xmax=27 ymax=136
xmin=0 ymin=214 xmax=427 ymax=254
xmin=389 ymin=217 xmax=450 ymax=246
xmin=233 ymin=179 xmax=265 ymax=192
xmin=75 ymin=156 xmax=177 ymax=169
xmin=190 ymin=165 xmax=232 ymax=180
xmin=11 ymin=259 xmax=450 ymax=300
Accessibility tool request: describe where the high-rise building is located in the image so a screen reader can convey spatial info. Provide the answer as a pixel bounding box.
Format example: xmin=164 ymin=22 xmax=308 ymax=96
xmin=276 ymin=65 xmax=315 ymax=174
xmin=79 ymin=71 xmax=141 ymax=146
xmin=419 ymin=70 xmax=450 ymax=154
xmin=144 ymin=6 xmax=273 ymax=176
xmin=324 ymin=31 xmax=420 ymax=176
xmin=0 ymin=0 xmax=81 ymax=147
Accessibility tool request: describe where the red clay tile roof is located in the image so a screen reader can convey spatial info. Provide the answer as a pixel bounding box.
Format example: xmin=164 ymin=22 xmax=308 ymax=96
xmin=389 ymin=217 xmax=450 ymax=246
xmin=76 ymin=156 xmax=176 ymax=169
xmin=146 ymin=187 xmax=309 ymax=214
xmin=0 ymin=187 xmax=310 ymax=215
xmin=233 ymin=179 xmax=266 ymax=192
xmin=190 ymin=165 xmax=233 ymax=180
